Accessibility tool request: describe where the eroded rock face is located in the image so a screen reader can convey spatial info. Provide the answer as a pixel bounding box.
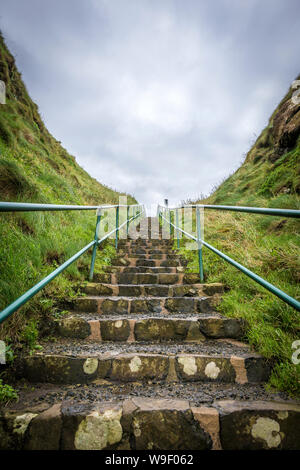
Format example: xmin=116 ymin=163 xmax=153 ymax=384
xmin=245 ymin=79 xmax=300 ymax=167
xmin=272 ymin=99 xmax=300 ymax=154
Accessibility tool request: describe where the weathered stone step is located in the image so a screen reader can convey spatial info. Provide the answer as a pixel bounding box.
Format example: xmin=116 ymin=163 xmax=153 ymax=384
xmin=57 ymin=315 xmax=245 ymax=342
xmin=29 ymin=337 xmax=256 ymax=356
xmin=22 ymin=348 xmax=270 ymax=385
xmin=118 ymin=239 xmax=173 ymax=246
xmin=2 ymin=398 xmax=298 ymax=450
xmin=74 ymin=295 xmax=216 ymax=315
xmin=101 ymin=266 xmax=180 ymax=273
xmin=133 ymin=231 xmax=165 ymax=238
xmin=117 ymin=246 xmax=174 ymax=252
xmin=122 ymin=249 xmax=177 ymax=255
xmin=111 ymin=257 xmax=188 ymax=267
xmin=4 ymin=380 xmax=287 ymax=412
xmin=117 ymin=253 xmax=181 ymax=259
xmin=82 ymin=282 xmax=223 ymax=298
xmin=93 ymin=272 xmax=206 ymax=285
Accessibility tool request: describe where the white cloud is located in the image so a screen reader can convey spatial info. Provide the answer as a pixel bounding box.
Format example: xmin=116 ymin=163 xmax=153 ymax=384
xmin=1 ymin=0 xmax=299 ymax=207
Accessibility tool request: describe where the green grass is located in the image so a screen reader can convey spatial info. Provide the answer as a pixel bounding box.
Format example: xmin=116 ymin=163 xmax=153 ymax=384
xmin=0 ymin=32 xmax=136 ymax=349
xmin=0 ymin=378 xmax=18 ymax=404
xmin=177 ymin=206 xmax=300 ymax=396
xmin=174 ymin=76 xmax=300 ymax=396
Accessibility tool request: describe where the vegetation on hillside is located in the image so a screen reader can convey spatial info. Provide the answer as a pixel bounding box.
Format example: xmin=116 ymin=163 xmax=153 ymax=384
xmin=0 ymin=33 xmax=136 ymax=353
xmin=177 ymin=77 xmax=300 ymax=396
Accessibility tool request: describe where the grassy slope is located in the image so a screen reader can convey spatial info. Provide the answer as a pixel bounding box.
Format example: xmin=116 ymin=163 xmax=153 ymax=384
xmin=180 ymin=78 xmax=300 ymax=396
xmin=0 ymin=33 xmax=136 ymax=346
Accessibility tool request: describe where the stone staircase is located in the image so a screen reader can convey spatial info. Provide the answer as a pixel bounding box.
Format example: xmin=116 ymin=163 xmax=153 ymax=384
xmin=1 ymin=217 xmax=299 ymax=450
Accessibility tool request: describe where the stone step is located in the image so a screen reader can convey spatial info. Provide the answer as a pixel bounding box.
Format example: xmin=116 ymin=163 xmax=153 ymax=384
xmin=119 ymin=246 xmax=177 ymax=252
xmin=22 ymin=344 xmax=271 ymax=385
xmin=3 ymin=217 xmax=289 ymax=451
xmin=57 ymin=314 xmax=245 ymax=342
xmin=120 ymin=249 xmax=178 ymax=255
xmin=3 ymin=381 xmax=287 ymax=413
xmin=111 ymin=257 xmax=188 ymax=267
xmin=117 ymin=253 xmax=181 ymax=259
xmin=74 ymin=295 xmax=215 ymax=315
xmin=101 ymin=266 xmax=180 ymax=273
xmin=93 ymin=272 xmax=205 ymax=285
xmin=132 ymin=232 xmax=167 ymax=239
xmin=2 ymin=396 xmax=298 ymax=450
xmin=118 ymin=239 xmax=173 ymax=247
xmin=82 ymin=282 xmax=223 ymax=298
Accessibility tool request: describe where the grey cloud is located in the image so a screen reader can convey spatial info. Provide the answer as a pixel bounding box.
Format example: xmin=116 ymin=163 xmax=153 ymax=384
xmin=1 ymin=0 xmax=299 ymax=213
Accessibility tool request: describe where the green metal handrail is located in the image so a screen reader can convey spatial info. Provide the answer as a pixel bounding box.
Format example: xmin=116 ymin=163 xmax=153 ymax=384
xmin=158 ymin=204 xmax=300 ymax=311
xmin=165 ymin=203 xmax=300 ymax=218
xmin=0 ymin=202 xmax=142 ymax=212
xmin=0 ymin=202 xmax=145 ymax=324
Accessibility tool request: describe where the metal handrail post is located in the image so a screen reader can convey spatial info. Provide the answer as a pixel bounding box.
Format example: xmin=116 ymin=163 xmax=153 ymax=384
xmin=89 ymin=209 xmax=102 ymax=281
xmin=126 ymin=206 xmax=130 ymax=236
xmin=196 ymin=206 xmax=204 ymax=282
xmin=175 ymin=209 xmax=180 ymax=248
xmin=115 ymin=206 xmax=119 ymax=249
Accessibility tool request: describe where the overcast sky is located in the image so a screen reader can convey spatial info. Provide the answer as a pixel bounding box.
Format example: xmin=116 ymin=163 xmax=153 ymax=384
xmin=1 ymin=0 xmax=299 ymax=211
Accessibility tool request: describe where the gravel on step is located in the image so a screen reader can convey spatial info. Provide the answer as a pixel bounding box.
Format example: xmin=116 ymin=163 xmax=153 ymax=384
xmin=79 ymin=295 xmax=209 ymax=300
xmin=38 ymin=338 xmax=252 ymax=357
xmin=7 ymin=380 xmax=291 ymax=410
xmin=67 ymin=312 xmax=223 ymax=320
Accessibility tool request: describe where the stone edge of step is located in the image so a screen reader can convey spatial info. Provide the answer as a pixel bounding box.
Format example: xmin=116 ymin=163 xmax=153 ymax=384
xmin=1 ymin=398 xmax=299 ymax=450
xmin=21 ymin=351 xmax=272 ymax=387
xmin=56 ymin=314 xmax=246 ymax=342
